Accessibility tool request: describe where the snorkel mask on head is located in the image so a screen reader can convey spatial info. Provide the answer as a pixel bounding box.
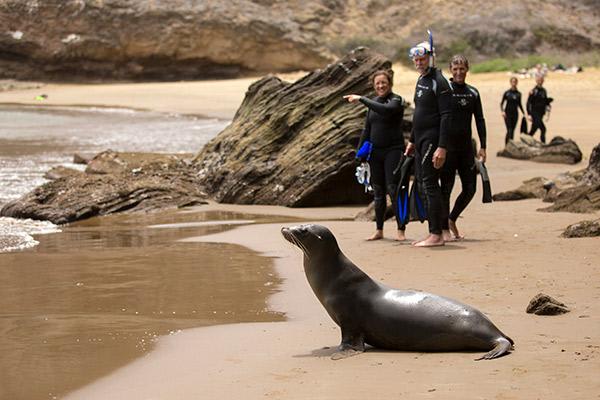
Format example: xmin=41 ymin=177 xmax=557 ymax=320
xmin=408 ymin=30 xmax=435 ymax=67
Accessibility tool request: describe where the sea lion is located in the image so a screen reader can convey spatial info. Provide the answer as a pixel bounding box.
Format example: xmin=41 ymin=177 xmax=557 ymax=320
xmin=281 ymin=224 xmax=514 ymax=360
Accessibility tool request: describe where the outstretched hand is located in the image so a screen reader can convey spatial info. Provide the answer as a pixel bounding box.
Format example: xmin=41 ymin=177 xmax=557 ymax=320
xmin=343 ymin=94 xmax=361 ymax=103
xmin=405 ymin=142 xmax=415 ymax=156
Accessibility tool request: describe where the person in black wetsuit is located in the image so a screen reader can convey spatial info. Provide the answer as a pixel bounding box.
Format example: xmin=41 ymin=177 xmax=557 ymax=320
xmin=501 ymin=77 xmax=525 ymax=145
xmin=404 ymin=40 xmax=452 ymax=247
xmin=527 ymin=74 xmax=551 ymax=143
xmin=344 ymin=69 xmax=407 ymax=241
xmin=440 ymin=55 xmax=487 ymax=241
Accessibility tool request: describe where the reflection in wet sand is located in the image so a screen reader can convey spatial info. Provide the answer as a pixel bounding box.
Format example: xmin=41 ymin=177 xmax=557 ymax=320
xmin=0 ymin=210 xmax=298 ymax=400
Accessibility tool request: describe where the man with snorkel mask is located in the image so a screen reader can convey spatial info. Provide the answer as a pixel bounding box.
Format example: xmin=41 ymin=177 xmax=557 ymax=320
xmin=405 ymin=31 xmax=452 ymax=247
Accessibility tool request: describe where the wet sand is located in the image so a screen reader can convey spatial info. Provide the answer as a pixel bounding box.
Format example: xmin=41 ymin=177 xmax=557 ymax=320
xmin=2 ymin=68 xmax=600 ymax=399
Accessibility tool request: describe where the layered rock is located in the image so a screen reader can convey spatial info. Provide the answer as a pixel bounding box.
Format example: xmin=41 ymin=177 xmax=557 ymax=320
xmin=2 ymin=0 xmax=598 ymax=81
xmin=0 ymin=0 xmax=332 ymax=81
xmin=494 ymin=143 xmax=600 ymax=214
xmin=0 ymin=151 xmax=207 ymax=224
xmin=562 ymin=219 xmax=600 ymax=238
xmin=193 ymin=48 xmax=412 ymax=207
xmin=497 ymin=135 xmax=583 ymax=164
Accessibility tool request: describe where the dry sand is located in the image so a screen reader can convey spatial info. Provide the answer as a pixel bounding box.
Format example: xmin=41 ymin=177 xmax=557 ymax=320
xmin=3 ymin=68 xmax=599 ymax=399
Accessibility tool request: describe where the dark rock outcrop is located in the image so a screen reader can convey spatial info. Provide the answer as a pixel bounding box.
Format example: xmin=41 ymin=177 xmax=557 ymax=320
xmin=562 ymin=219 xmax=600 ymax=238
xmin=193 ymin=48 xmax=412 ymax=207
xmin=494 ymin=143 xmax=600 ymax=214
xmin=497 ymin=135 xmax=583 ymax=164
xmin=0 ymin=151 xmax=207 ymax=224
xmin=526 ymin=293 xmax=570 ymax=315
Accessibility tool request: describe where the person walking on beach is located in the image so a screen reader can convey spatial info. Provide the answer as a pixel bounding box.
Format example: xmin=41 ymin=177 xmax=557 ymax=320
xmin=501 ymin=77 xmax=525 ymax=145
xmin=440 ymin=55 xmax=487 ymax=241
xmin=404 ymin=36 xmax=452 ymax=247
xmin=527 ymin=74 xmax=552 ymax=143
xmin=344 ymin=69 xmax=407 ymax=241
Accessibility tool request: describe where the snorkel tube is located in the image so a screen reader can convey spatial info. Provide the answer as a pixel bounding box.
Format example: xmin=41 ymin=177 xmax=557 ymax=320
xmin=427 ymin=29 xmax=435 ymax=67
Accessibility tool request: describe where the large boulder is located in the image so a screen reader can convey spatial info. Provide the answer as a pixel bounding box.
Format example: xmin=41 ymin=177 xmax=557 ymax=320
xmin=193 ymin=48 xmax=412 ymax=207
xmin=497 ymin=135 xmax=583 ymax=164
xmin=0 ymin=152 xmax=207 ymax=224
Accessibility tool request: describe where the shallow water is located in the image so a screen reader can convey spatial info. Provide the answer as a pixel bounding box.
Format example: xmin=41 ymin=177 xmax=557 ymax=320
xmin=0 ymin=106 xmax=298 ymax=399
xmin=0 ymin=209 xmax=299 ymax=400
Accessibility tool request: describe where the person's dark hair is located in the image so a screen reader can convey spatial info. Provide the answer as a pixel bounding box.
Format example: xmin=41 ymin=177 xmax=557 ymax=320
xmin=449 ymin=54 xmax=469 ymax=69
xmin=371 ymin=69 xmax=393 ymax=86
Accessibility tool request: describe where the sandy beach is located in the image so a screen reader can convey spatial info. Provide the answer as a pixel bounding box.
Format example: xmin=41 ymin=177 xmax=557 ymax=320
xmin=2 ymin=67 xmax=600 ymax=399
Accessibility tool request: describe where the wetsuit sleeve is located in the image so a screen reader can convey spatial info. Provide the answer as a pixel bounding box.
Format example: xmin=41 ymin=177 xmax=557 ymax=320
xmin=518 ymin=92 xmax=525 ymax=114
xmin=526 ymin=92 xmax=533 ymax=115
xmin=359 ymin=96 xmax=403 ymax=116
xmin=474 ymin=91 xmax=487 ymax=149
xmin=500 ymin=91 xmax=507 ymax=112
xmin=436 ymin=75 xmax=452 ymax=149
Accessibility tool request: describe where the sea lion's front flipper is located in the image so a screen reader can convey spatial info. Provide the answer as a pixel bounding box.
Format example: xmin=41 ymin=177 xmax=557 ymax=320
xmin=331 ymin=329 xmax=365 ymax=360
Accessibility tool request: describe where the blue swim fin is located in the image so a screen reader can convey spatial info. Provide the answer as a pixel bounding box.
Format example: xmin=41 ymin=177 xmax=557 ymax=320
xmin=394 ymin=155 xmax=414 ymax=226
xmin=409 ymin=178 xmax=427 ymax=223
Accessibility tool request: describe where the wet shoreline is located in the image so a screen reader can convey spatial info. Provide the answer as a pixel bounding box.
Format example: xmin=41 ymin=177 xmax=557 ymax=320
xmin=0 ymin=209 xmax=301 ymax=400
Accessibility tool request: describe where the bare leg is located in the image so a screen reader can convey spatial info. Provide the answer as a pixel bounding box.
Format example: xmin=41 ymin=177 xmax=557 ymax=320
xmin=413 ymin=233 xmax=445 ymax=247
xmin=366 ymin=229 xmax=384 ymax=241
xmin=442 ymin=229 xmax=454 ymax=242
xmin=396 ymin=229 xmax=406 ymax=241
xmin=448 ymin=219 xmax=464 ymax=240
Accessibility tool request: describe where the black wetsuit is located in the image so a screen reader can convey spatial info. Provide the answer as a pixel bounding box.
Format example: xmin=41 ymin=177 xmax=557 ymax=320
xmin=410 ymin=67 xmax=452 ymax=235
xmin=441 ymin=80 xmax=487 ymax=230
xmin=500 ymin=89 xmax=524 ymax=144
xmin=357 ymin=92 xmax=406 ymax=230
xmin=527 ymin=85 xmax=549 ymax=143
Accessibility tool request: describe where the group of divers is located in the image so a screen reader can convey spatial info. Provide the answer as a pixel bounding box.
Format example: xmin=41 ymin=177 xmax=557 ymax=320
xmin=344 ymin=33 xmax=553 ymax=247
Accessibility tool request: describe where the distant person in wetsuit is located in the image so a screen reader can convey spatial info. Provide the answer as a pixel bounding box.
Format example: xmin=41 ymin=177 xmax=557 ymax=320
xmin=344 ymin=69 xmax=407 ymax=241
xmin=527 ymin=74 xmax=551 ymax=143
xmin=405 ymin=40 xmax=452 ymax=247
xmin=440 ymin=55 xmax=487 ymax=241
xmin=501 ymin=77 xmax=525 ymax=145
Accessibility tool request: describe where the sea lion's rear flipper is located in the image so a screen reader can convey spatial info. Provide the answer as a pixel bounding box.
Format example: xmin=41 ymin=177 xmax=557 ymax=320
xmin=475 ymin=337 xmax=513 ymax=360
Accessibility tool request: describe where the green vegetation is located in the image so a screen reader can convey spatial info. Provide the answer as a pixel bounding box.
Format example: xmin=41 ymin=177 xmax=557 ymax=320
xmin=471 ymin=52 xmax=600 ymax=73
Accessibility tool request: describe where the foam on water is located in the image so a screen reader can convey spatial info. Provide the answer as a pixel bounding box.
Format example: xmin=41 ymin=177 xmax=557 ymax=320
xmin=0 ymin=217 xmax=61 ymax=252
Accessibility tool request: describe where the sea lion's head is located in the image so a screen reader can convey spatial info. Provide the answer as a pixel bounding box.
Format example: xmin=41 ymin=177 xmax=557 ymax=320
xmin=281 ymin=224 xmax=338 ymax=258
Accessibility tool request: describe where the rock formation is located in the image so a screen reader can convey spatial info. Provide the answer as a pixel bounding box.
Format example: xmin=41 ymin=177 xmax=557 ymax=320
xmin=493 ymin=143 xmax=600 ymax=214
xmin=0 ymin=0 xmax=332 ymax=81
xmin=0 ymin=151 xmax=207 ymax=224
xmin=497 ymin=135 xmax=583 ymax=164
xmin=193 ymin=47 xmax=412 ymax=207
xmin=1 ymin=0 xmax=598 ymax=81
xmin=562 ymin=219 xmax=600 ymax=238
xmin=526 ymin=293 xmax=570 ymax=315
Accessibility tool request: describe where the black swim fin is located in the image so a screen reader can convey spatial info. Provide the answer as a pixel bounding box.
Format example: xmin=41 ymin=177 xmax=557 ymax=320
xmin=475 ymin=160 xmax=493 ymax=203
xmin=394 ymin=156 xmax=414 ymax=226
xmin=409 ymin=177 xmax=427 ymax=223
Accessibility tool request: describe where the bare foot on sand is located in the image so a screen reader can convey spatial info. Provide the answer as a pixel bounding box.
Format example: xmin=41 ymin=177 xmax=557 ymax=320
xmin=366 ymin=230 xmax=384 ymax=241
xmin=448 ymin=219 xmax=464 ymax=240
xmin=413 ymin=234 xmax=445 ymax=247
xmin=395 ymin=230 xmax=406 ymax=241
xmin=442 ymin=229 xmax=461 ymax=242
